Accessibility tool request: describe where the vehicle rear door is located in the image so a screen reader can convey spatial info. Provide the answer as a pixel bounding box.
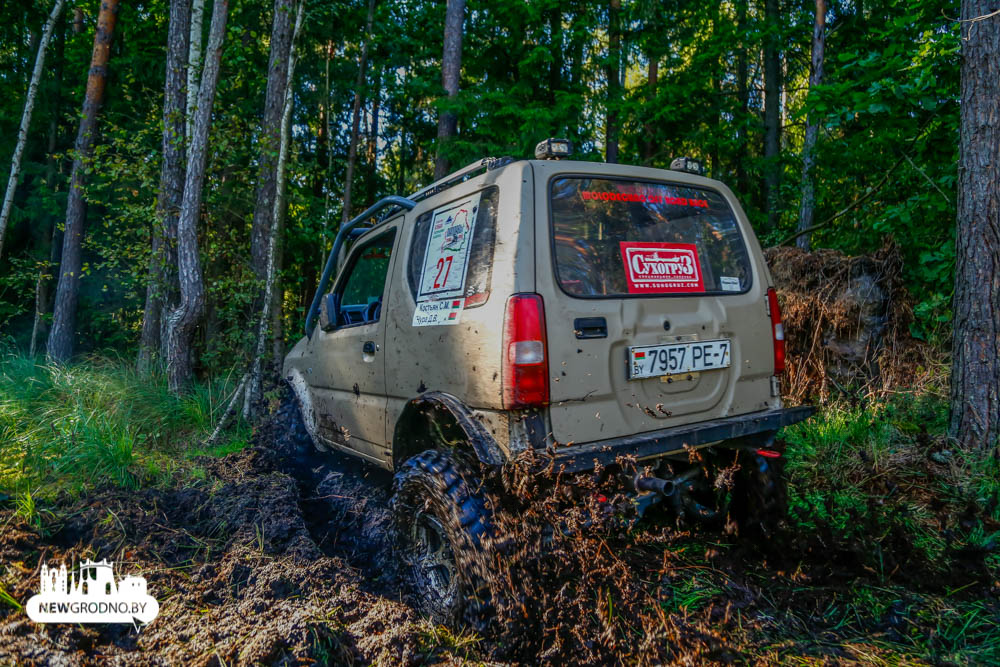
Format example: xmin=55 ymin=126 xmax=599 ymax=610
xmin=532 ymin=165 xmax=774 ymax=446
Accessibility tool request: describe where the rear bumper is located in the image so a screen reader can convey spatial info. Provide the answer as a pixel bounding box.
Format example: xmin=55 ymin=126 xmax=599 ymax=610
xmin=549 ymin=406 xmax=815 ymax=473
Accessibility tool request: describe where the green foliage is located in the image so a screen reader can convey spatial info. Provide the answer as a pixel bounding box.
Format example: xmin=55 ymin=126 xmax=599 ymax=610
xmin=0 ymin=351 xmax=249 ymax=499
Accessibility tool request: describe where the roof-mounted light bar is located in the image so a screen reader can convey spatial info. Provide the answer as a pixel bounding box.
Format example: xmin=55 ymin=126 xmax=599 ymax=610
xmin=670 ymin=156 xmax=705 ymax=175
xmin=535 ymin=138 xmax=573 ymax=160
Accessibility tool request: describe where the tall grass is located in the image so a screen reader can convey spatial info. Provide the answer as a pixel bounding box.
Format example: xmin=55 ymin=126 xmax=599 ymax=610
xmin=0 ymin=352 xmax=250 ymax=499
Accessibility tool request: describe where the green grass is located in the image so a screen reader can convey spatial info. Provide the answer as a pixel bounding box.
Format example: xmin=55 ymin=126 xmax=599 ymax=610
xmin=0 ymin=352 xmax=251 ymax=501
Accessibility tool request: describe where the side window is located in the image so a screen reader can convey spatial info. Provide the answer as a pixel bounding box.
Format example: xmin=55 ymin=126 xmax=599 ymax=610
xmin=335 ymin=230 xmax=396 ymax=326
xmin=407 ymin=187 xmax=498 ymax=308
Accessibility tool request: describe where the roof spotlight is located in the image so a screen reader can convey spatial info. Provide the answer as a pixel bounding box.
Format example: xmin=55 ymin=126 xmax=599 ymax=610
xmin=670 ymin=157 xmax=705 ymax=175
xmin=535 ymin=138 xmax=573 ymax=160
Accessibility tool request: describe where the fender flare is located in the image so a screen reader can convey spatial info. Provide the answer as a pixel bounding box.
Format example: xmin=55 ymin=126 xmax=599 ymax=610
xmin=392 ymin=391 xmax=504 ymax=467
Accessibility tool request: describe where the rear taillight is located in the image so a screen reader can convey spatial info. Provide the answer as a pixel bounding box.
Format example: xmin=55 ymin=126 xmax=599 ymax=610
xmin=502 ymin=293 xmax=549 ymax=409
xmin=766 ymin=287 xmax=785 ymax=374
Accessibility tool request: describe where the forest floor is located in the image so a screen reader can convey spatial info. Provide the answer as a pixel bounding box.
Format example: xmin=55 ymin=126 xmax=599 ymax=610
xmin=1 ymin=359 xmax=999 ymax=665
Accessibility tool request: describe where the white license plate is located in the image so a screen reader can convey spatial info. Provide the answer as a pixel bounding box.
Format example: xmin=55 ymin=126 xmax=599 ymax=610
xmin=628 ymin=340 xmax=731 ymax=380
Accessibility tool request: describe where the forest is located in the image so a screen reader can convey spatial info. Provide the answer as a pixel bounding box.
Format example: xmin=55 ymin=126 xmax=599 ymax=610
xmin=0 ymin=0 xmax=998 ymax=664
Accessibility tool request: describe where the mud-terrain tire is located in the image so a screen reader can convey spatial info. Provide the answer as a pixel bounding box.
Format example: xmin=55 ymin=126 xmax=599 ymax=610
xmin=391 ymin=450 xmax=495 ymax=629
xmin=730 ymin=451 xmax=787 ymax=538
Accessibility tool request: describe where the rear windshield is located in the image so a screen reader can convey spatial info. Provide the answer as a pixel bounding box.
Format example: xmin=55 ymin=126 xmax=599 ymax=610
xmin=550 ymin=177 xmax=752 ymax=297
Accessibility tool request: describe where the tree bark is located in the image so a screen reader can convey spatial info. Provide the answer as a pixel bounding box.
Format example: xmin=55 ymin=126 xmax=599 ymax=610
xmin=246 ymin=0 xmax=304 ymax=420
xmin=47 ymin=0 xmax=120 ymax=363
xmin=0 ymin=0 xmax=67 ymax=261
xmin=365 ymin=73 xmax=381 ymax=208
xmin=796 ymin=0 xmax=826 ymax=251
xmin=138 ymin=0 xmax=190 ymax=374
xmin=605 ymin=0 xmax=621 ymax=164
xmin=433 ymin=0 xmax=465 ymax=180
xmin=735 ymin=0 xmax=749 ymax=198
xmin=185 ymin=0 xmax=206 ymax=145
xmin=950 ymin=1 xmax=1000 ymax=450
xmin=165 ymin=0 xmax=229 ymax=394
xmin=641 ymin=57 xmax=658 ymax=164
xmin=344 ymin=0 xmax=375 ymax=220
xmin=250 ymin=0 xmax=295 ymax=283
xmin=763 ymin=0 xmax=781 ymax=230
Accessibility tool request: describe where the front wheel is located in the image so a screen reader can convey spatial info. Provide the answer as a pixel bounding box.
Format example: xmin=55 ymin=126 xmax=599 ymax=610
xmin=391 ymin=450 xmax=495 ymax=628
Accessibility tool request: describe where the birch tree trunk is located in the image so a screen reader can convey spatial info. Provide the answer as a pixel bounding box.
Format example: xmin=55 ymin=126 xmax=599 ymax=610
xmin=185 ymin=0 xmax=206 ymax=145
xmin=138 ymin=0 xmax=191 ymax=374
xmin=166 ymin=0 xmax=229 ymax=394
xmin=365 ymin=73 xmax=381 ymax=208
xmin=246 ymin=0 xmax=305 ymax=420
xmin=250 ymin=0 xmax=295 ymax=283
xmin=763 ymin=0 xmax=782 ymax=230
xmin=950 ymin=0 xmax=1000 ymax=450
xmin=47 ymin=0 xmax=120 ymax=363
xmin=0 ymin=0 xmax=67 ymax=261
xmin=641 ymin=57 xmax=657 ymax=164
xmin=344 ymin=0 xmax=375 ymax=221
xmin=796 ymin=0 xmax=826 ymax=251
xmin=433 ymin=0 xmax=465 ymax=180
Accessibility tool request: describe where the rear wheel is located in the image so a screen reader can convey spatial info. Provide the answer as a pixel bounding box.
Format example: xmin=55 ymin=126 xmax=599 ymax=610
xmin=730 ymin=451 xmax=787 ymax=538
xmin=391 ymin=450 xmax=494 ymax=628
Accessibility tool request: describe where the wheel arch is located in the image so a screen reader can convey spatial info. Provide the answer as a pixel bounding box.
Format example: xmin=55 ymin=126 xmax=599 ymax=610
xmin=392 ymin=392 xmax=504 ymax=469
xmin=282 ymin=369 xmax=326 ymax=453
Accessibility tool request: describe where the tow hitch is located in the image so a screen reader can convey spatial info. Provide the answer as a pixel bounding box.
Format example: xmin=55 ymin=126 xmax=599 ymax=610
xmin=629 ymin=468 xmax=721 ymax=522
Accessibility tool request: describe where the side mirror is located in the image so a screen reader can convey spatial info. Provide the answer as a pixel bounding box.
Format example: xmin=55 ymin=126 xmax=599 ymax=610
xmin=319 ymin=293 xmax=340 ymax=331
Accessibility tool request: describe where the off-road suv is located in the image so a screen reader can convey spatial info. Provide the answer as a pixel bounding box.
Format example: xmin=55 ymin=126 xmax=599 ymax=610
xmin=280 ymin=139 xmax=813 ymax=624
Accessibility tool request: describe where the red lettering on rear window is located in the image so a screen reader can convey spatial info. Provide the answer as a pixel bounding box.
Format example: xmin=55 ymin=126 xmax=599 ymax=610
xmin=581 ymin=190 xmax=708 ymax=207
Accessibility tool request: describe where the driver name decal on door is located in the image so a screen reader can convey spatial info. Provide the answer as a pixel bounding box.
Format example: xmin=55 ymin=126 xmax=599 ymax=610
xmin=619 ymin=242 xmax=704 ymax=294
xmin=413 ymin=193 xmax=481 ymax=326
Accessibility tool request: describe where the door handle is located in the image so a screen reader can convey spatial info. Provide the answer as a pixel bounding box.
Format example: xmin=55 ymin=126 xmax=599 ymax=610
xmin=362 ymin=341 xmax=377 ymax=355
xmin=574 ymin=317 xmax=608 ymax=339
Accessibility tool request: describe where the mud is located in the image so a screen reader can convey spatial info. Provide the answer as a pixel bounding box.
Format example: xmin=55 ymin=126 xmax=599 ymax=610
xmin=2 ymin=421 xmax=997 ymax=665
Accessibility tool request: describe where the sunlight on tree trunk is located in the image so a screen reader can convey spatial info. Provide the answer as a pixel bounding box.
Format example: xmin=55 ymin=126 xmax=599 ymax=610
xmin=166 ymin=0 xmax=229 ymax=394
xmin=796 ymin=0 xmax=826 ymax=251
xmin=605 ymin=0 xmax=621 ymax=165
xmin=950 ymin=0 xmax=1000 ymax=450
xmin=138 ymin=0 xmax=190 ymax=375
xmin=763 ymin=0 xmax=781 ymax=231
xmin=185 ymin=0 xmax=206 ymax=147
xmin=47 ymin=0 xmax=120 ymax=363
xmin=0 ymin=0 xmax=66 ymax=262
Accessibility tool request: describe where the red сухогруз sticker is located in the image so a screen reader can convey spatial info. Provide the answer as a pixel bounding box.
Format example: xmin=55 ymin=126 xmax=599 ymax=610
xmin=619 ymin=242 xmax=704 ymax=294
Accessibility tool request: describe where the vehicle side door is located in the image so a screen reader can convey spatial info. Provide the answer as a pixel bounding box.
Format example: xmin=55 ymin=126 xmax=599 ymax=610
xmin=308 ymin=224 xmax=400 ymax=464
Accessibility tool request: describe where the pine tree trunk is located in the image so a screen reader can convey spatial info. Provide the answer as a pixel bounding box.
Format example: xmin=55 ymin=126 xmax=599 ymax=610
xmin=47 ymin=0 xmax=120 ymax=363
xmin=950 ymin=0 xmax=1000 ymax=450
xmin=343 ymin=0 xmax=375 ymax=220
xmin=138 ymin=0 xmax=190 ymax=375
xmin=640 ymin=58 xmax=657 ymax=164
xmin=0 ymin=0 xmax=67 ymax=261
xmin=247 ymin=0 xmax=304 ymax=420
xmin=365 ymin=74 xmax=381 ymax=208
xmin=166 ymin=0 xmax=229 ymax=394
xmin=735 ymin=0 xmax=749 ymax=198
xmin=433 ymin=0 xmax=465 ymax=180
xmin=763 ymin=0 xmax=781 ymax=230
xmin=250 ymin=0 xmax=295 ymax=283
xmin=604 ymin=0 xmax=621 ymax=164
xmin=185 ymin=0 xmax=206 ymax=144
xmin=796 ymin=0 xmax=826 ymax=251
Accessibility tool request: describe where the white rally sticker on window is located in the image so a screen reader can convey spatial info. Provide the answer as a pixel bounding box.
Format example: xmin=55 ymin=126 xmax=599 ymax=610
xmin=416 ymin=193 xmax=482 ymax=303
xmin=412 ymin=298 xmax=465 ymax=327
xmin=720 ymin=276 xmax=741 ymax=291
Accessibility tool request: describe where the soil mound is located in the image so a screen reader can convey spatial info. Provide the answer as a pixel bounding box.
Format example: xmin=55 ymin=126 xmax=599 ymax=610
xmin=764 ymin=242 xmax=936 ymax=402
xmin=0 ymin=444 xmax=431 ymax=666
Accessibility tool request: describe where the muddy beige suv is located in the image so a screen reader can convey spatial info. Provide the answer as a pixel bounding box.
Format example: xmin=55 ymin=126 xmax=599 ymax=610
xmin=280 ymin=140 xmax=813 ymax=624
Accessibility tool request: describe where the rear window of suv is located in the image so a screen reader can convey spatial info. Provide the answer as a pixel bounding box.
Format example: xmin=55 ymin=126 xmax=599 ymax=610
xmin=550 ymin=177 xmax=752 ymax=297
